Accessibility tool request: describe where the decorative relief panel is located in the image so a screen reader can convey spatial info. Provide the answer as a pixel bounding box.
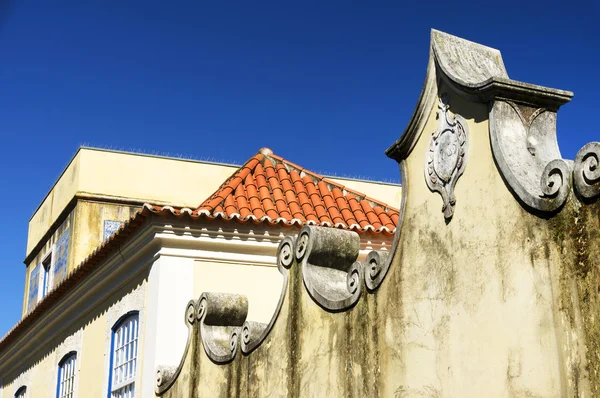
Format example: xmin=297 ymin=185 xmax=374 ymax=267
xmin=425 ymin=94 xmax=469 ymax=219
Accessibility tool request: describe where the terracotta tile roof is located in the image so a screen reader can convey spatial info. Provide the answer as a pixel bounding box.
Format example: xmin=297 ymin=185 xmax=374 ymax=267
xmin=0 ymin=148 xmax=399 ymax=353
xmin=194 ymin=148 xmax=398 ymax=235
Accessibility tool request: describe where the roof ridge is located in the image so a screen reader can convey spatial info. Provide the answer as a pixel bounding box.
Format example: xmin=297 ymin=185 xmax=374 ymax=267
xmin=266 ymin=152 xmax=397 ymax=212
xmin=197 ymin=147 xmax=398 ymax=222
xmin=195 ymin=153 xmax=264 ymax=212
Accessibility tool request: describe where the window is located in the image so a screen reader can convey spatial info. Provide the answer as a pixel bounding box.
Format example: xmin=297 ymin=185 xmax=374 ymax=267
xmin=109 ymin=313 xmax=139 ymax=398
xmin=42 ymin=252 xmax=52 ymax=297
xmin=57 ymin=352 xmax=77 ymax=398
xmin=14 ymin=386 xmax=26 ymax=398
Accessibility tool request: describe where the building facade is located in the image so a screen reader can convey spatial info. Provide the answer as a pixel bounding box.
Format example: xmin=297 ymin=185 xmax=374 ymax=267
xmin=0 ymin=147 xmax=400 ymax=397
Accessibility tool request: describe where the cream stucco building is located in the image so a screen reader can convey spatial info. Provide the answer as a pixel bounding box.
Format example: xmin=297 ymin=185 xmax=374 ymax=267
xmin=0 ymin=146 xmax=400 ymax=398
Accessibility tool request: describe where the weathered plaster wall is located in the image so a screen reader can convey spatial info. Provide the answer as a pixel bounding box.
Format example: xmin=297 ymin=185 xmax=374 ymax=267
xmin=386 ymin=82 xmax=567 ymax=396
xmin=549 ymin=199 xmax=600 ymax=396
xmin=22 ymin=200 xmax=137 ymax=316
xmin=70 ymin=200 xmax=139 ymax=272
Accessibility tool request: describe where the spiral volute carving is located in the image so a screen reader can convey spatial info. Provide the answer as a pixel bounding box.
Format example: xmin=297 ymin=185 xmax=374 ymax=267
xmin=574 ymin=142 xmax=600 ymax=200
xmin=365 ymin=250 xmax=391 ymax=291
xmin=277 ymin=236 xmax=295 ymax=269
xmin=156 ymin=366 xmax=176 ymax=388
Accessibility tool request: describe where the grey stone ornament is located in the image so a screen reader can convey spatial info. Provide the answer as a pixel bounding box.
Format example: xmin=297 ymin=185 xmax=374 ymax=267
xmin=490 ymin=101 xmax=571 ymax=212
xmin=425 ymin=94 xmax=469 ymax=219
xmin=296 ymin=225 xmax=362 ymax=311
xmin=387 ymin=30 xmax=575 ymax=218
xmin=574 ymin=142 xmax=600 ymax=200
xmin=241 ymin=236 xmax=294 ymax=354
xmin=155 ymin=300 xmax=197 ymax=395
xmin=197 ymin=292 xmax=248 ymax=364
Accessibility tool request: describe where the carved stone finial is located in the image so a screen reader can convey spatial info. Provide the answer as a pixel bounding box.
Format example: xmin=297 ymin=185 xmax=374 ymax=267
xmin=295 ymin=226 xmax=362 ymax=311
xmin=425 ymin=94 xmax=469 ymax=219
xmin=574 ymin=142 xmax=600 ymax=200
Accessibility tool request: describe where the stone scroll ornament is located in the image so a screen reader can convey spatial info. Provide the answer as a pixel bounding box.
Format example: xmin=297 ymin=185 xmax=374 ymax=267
xmin=197 ymin=292 xmax=248 ymax=364
xmin=241 ymin=236 xmax=294 ymax=354
xmin=574 ymin=142 xmax=600 ymax=200
xmin=156 ymin=300 xmax=198 ymax=395
xmin=489 ymin=101 xmax=571 ymax=213
xmin=295 ymin=225 xmax=362 ymax=311
xmin=425 ymin=94 xmax=469 ymax=219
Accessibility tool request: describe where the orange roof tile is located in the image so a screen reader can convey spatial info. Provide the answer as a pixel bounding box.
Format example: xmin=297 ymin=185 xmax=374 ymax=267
xmin=195 ymin=148 xmax=398 ymax=235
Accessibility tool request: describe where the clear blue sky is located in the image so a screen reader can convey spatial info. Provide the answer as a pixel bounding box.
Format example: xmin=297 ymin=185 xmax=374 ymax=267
xmin=0 ymin=1 xmax=597 ymax=336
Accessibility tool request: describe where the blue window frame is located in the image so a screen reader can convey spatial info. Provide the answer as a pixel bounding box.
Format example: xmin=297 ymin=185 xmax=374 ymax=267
xmin=14 ymin=386 xmax=26 ymax=398
xmin=57 ymin=352 xmax=77 ymax=398
xmin=108 ymin=312 xmax=139 ymax=398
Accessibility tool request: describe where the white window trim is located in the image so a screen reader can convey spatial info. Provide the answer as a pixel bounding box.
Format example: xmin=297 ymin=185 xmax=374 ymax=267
xmin=39 ymin=248 xmax=55 ymax=300
xmin=52 ymin=329 xmax=82 ymax=398
xmin=110 ymin=314 xmax=139 ymax=395
xmin=57 ymin=353 xmax=77 ymax=398
xmin=102 ymin=284 xmax=145 ymax=398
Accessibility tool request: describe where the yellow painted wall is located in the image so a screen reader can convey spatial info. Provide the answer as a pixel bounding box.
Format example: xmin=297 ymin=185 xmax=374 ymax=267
xmin=26 ymin=153 xmax=81 ymax=258
xmin=79 ymin=312 xmax=107 ymax=397
xmin=27 ymin=148 xmax=240 ymax=256
xmin=194 ymin=260 xmax=284 ymax=324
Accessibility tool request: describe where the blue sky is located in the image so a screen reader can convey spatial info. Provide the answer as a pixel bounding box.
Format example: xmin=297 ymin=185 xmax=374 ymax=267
xmin=0 ymin=1 xmax=598 ymax=336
